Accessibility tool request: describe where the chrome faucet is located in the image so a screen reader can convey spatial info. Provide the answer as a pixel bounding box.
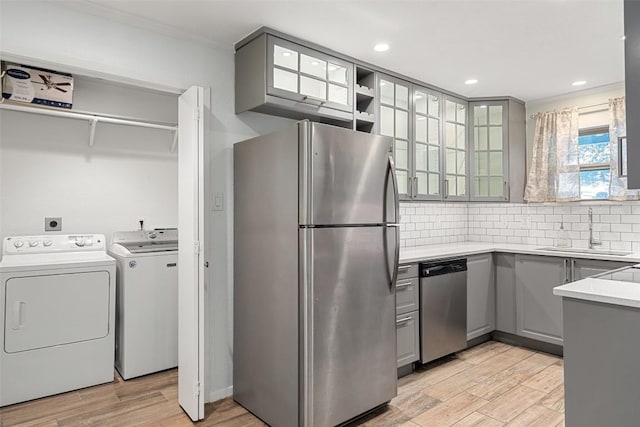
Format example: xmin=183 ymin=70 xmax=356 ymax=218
xmin=588 ymin=208 xmax=602 ymax=249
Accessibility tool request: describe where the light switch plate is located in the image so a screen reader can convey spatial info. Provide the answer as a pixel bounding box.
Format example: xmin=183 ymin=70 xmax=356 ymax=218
xmin=213 ymin=192 xmax=224 ymax=211
xmin=45 ymin=217 xmax=62 ymax=231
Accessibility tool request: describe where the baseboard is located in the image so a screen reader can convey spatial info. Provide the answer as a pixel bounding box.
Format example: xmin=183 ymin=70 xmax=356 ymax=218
xmin=208 ymin=386 xmax=233 ymax=403
xmin=492 ymin=331 xmax=563 ymax=357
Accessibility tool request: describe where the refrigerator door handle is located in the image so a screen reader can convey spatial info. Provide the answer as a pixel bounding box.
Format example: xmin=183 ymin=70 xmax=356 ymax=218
xmin=384 ymin=225 xmax=400 ymax=292
xmin=386 ymin=155 xmax=400 ymax=224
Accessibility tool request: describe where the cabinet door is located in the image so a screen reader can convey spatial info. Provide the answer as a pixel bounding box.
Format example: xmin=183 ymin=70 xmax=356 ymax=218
xmin=515 ymin=255 xmax=566 ymax=346
xmin=396 ymin=278 xmax=419 ymax=315
xmin=413 ymin=86 xmax=443 ymax=200
xmin=467 ymin=253 xmax=495 ymax=340
xmin=571 ymin=258 xmax=635 ymax=281
xmin=267 ymin=36 xmax=353 ymax=112
xmin=379 ymin=74 xmax=412 ymax=199
xmin=625 ymin=0 xmax=640 ymax=189
xmin=495 ymin=253 xmax=517 ymax=334
xmin=443 ymin=95 xmax=468 ymax=200
xmin=470 ymin=101 xmax=508 ymax=201
xmin=396 ymin=311 xmax=419 ymax=367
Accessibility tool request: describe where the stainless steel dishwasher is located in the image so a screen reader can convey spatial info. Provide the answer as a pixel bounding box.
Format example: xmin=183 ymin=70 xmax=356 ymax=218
xmin=419 ymin=258 xmax=467 ymax=364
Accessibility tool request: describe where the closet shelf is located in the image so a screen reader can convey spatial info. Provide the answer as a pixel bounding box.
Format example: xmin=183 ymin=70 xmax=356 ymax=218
xmin=0 ymin=102 xmax=179 ymax=152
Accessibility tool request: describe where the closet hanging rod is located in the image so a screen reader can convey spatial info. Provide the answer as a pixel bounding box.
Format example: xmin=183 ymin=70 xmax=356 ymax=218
xmin=0 ymin=103 xmax=178 ymax=132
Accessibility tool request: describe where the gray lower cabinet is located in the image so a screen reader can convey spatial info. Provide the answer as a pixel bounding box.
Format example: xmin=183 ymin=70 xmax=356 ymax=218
xmin=466 ymin=253 xmax=495 ymax=340
xmin=571 ymin=258 xmax=634 ymax=281
xmin=515 ymin=254 xmax=566 ymax=346
xmin=495 ymin=253 xmax=517 ymax=334
xmin=396 ymin=264 xmax=419 ymax=367
xmin=396 ymin=311 xmax=419 ymax=367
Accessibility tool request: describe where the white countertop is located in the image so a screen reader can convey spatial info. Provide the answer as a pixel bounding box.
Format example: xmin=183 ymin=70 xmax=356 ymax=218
xmin=553 ymin=277 xmax=640 ymax=309
xmin=399 ymin=242 xmax=640 ymax=309
xmin=399 ymin=242 xmax=640 ymax=264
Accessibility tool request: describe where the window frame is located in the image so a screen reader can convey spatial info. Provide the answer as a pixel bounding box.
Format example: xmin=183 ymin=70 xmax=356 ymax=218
xmin=578 ymin=125 xmax=611 ymax=200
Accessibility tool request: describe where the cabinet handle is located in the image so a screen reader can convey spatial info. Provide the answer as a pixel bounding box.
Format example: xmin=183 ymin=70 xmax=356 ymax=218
xmin=413 ymin=176 xmax=418 ymax=198
xmin=504 ymin=181 xmax=508 ymax=200
xmin=571 ymin=259 xmax=576 ymax=282
xmin=445 ymin=179 xmax=449 ymax=198
xmin=564 ymin=259 xmax=569 ymax=283
xmin=408 ymin=177 xmax=412 ymax=198
xmin=396 ymin=317 xmax=412 ymax=325
xmin=302 ymin=95 xmax=326 ymax=105
xmin=396 ymin=281 xmax=413 ymax=289
xmin=397 ymin=265 xmax=411 ymax=272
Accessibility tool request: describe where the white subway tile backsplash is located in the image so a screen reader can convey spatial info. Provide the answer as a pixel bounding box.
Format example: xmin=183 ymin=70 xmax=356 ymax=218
xmin=400 ymin=201 xmax=640 ymax=250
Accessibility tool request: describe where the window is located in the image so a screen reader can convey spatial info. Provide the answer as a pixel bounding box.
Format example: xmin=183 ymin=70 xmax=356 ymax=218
xmin=578 ymin=126 xmax=610 ymax=200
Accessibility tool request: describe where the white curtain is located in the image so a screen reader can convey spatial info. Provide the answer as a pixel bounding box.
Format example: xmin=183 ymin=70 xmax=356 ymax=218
xmin=524 ymin=108 xmax=580 ymax=202
xmin=609 ymin=97 xmax=639 ymax=200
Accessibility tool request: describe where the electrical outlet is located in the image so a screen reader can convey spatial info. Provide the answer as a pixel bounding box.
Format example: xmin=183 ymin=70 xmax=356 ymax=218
xmin=45 ymin=217 xmax=62 ymax=231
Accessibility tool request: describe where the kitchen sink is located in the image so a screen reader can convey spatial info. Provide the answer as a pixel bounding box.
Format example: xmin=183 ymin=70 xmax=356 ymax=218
xmin=537 ymin=247 xmax=633 ymax=256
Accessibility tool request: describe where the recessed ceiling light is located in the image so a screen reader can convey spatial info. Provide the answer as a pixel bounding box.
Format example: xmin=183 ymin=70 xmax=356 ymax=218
xmin=374 ymin=43 xmax=389 ymax=52
xmin=282 ymin=51 xmax=292 ymax=57
xmin=465 ymin=79 xmax=478 ymax=85
xmin=572 ymin=80 xmax=587 ymax=86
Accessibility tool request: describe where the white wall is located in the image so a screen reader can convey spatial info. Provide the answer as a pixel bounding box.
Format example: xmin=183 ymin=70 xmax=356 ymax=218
xmin=0 ymin=0 xmax=293 ymax=401
xmin=0 ymin=111 xmax=178 ymax=241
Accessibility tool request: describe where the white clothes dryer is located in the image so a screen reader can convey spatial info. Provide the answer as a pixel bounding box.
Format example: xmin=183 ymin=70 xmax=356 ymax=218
xmin=0 ymin=234 xmax=115 ymax=407
xmin=108 ymin=229 xmax=178 ymax=380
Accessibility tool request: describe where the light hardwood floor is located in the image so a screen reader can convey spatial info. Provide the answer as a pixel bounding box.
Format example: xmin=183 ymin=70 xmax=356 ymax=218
xmin=0 ymin=341 xmax=564 ymax=426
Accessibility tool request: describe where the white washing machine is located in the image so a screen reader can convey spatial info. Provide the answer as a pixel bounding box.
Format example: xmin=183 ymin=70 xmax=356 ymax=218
xmin=108 ymin=229 xmax=178 ymax=380
xmin=0 ymin=234 xmax=115 ymax=407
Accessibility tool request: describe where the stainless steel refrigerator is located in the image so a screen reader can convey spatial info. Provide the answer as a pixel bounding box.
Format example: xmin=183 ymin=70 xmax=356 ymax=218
xmin=234 ymin=121 xmax=400 ymax=427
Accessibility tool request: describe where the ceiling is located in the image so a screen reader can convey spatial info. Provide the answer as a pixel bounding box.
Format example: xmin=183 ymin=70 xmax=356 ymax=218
xmin=66 ymin=0 xmax=625 ymax=102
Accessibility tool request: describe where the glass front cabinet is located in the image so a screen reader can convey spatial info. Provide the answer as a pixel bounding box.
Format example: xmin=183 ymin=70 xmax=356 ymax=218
xmin=379 ymin=74 xmax=469 ymax=201
xmin=268 ymin=37 xmax=353 ymax=113
xmin=443 ymin=96 xmax=469 ymax=200
xmin=468 ymin=99 xmax=526 ymax=202
xmin=469 ymin=101 xmax=509 ymax=201
xmin=379 ymin=75 xmax=412 ymax=199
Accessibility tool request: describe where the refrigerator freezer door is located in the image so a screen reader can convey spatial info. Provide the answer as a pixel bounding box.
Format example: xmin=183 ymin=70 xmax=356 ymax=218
xmin=302 ymin=226 xmax=397 ymax=426
xmin=301 ymin=122 xmax=397 ymax=226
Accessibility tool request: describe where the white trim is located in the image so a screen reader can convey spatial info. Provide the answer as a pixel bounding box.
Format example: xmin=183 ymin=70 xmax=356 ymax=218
xmin=209 ymin=386 xmax=233 ymax=403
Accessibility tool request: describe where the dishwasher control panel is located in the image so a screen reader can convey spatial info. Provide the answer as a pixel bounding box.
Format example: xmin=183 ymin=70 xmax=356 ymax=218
xmin=420 ymin=258 xmax=467 ymax=277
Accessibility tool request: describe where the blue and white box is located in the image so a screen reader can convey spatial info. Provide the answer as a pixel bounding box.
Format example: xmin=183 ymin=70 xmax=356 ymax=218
xmin=2 ymin=63 xmax=74 ymax=109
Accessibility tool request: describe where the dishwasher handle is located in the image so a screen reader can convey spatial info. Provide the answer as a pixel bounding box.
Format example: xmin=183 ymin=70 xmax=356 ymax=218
xmin=420 ymin=258 xmax=467 ymax=277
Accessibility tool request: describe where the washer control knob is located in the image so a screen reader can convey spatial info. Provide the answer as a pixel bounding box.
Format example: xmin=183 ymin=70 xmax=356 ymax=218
xmin=43 ymin=240 xmax=53 ymax=247
xmin=29 ymin=240 xmax=39 ymax=247
xmin=75 ymin=238 xmax=85 ymax=247
xmin=13 ymin=240 xmax=24 ymax=248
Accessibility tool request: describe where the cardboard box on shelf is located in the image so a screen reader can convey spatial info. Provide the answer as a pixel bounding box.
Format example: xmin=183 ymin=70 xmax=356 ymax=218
xmin=2 ymin=63 xmax=74 ymax=109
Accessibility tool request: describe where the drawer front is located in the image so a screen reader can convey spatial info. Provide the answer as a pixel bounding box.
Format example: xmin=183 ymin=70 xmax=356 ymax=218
xmin=396 ymin=310 xmax=419 ymax=367
xmin=397 ymin=264 xmax=419 ymax=281
xmin=396 ymin=277 xmax=419 ymax=315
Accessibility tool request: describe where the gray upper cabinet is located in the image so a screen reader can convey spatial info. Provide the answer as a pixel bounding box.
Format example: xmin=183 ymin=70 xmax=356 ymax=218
xmin=515 ymin=254 xmax=565 ymax=346
xmin=625 ymin=0 xmax=640 ymax=189
xmin=443 ymin=95 xmax=469 ymax=200
xmin=413 ymin=86 xmax=444 ymax=200
xmin=469 ymin=99 xmax=526 ymax=202
xmin=379 ymin=74 xmax=412 ymax=199
xmin=467 ymin=253 xmax=496 ymax=340
xmin=235 ymin=33 xmax=354 ymax=124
